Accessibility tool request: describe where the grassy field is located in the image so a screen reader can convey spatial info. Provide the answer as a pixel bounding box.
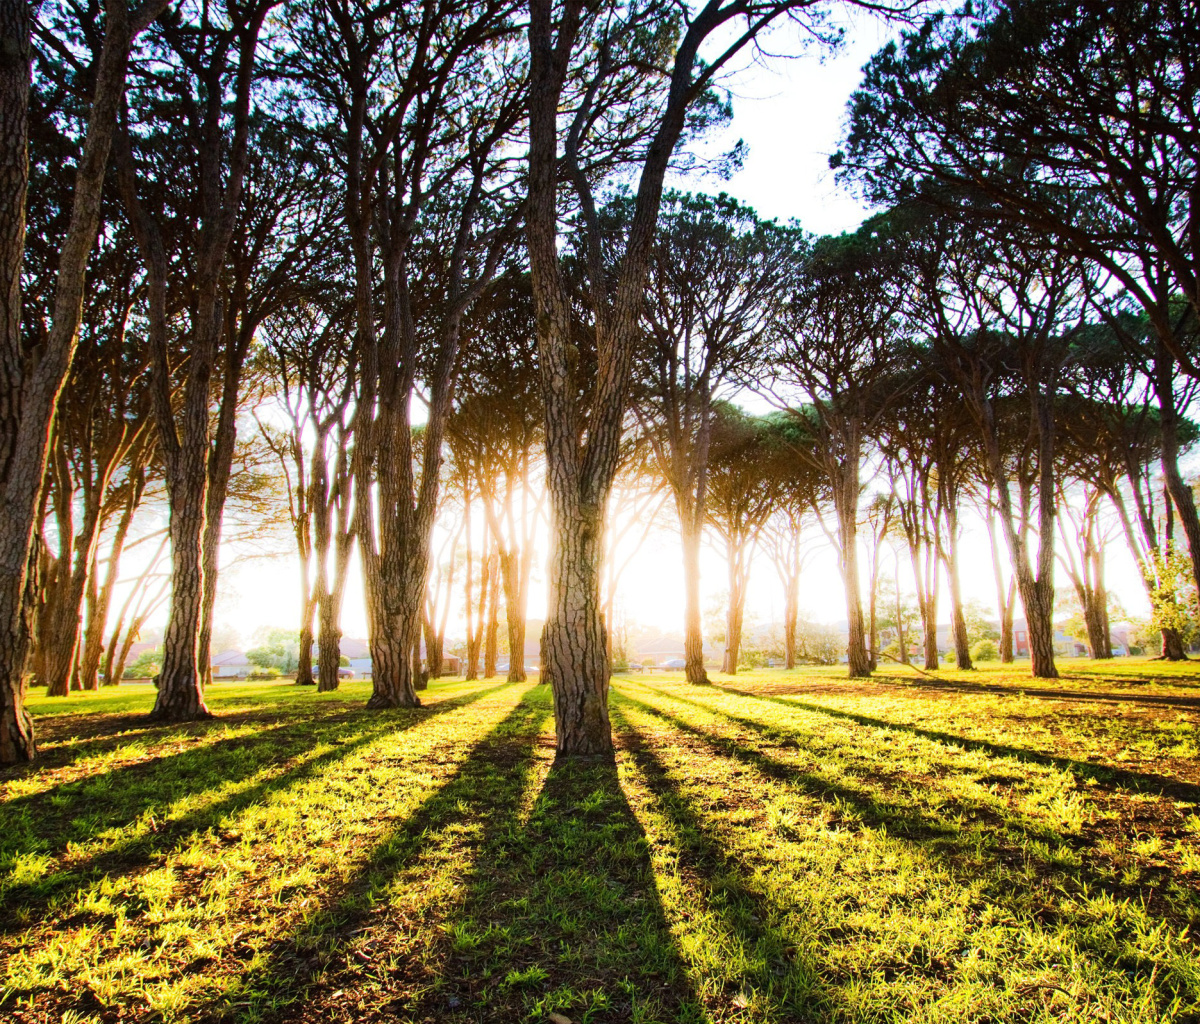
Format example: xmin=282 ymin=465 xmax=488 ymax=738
xmin=3 ymin=659 xmax=1200 ymax=1022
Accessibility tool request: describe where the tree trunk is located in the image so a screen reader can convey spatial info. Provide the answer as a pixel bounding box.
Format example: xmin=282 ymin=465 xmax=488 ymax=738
xmin=1162 ymin=628 xmax=1186 ymax=660
xmin=499 ymin=549 xmax=527 ymax=682
xmin=835 ymin=463 xmax=870 ymax=678
xmin=942 ymin=533 xmax=972 ymax=670
xmin=78 ymin=472 xmax=143 ymax=687
xmin=541 ymin=494 xmax=611 ymax=756
xmin=894 ymin=574 xmax=909 ymax=665
xmin=1000 ymin=576 xmax=1015 ymax=662
xmin=1016 ymin=569 xmax=1057 ymax=678
xmin=484 ymin=552 xmax=499 ymax=678
xmin=680 ymin=512 xmax=709 ymax=683
xmin=296 ymin=596 xmax=316 ymax=685
xmin=153 ymin=466 xmax=212 ymax=720
xmin=721 ymin=579 xmax=746 ymax=675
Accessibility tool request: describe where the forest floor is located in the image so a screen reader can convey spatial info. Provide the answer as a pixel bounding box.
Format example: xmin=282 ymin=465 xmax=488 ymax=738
xmin=4 ymin=659 xmax=1200 ymax=1023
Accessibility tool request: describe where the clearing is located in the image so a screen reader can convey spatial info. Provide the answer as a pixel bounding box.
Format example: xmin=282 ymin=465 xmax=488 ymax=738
xmin=3 ymin=659 xmax=1200 ymax=1023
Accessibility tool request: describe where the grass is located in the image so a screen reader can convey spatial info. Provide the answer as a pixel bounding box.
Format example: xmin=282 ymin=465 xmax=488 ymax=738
xmin=2 ymin=659 xmax=1200 ymax=1022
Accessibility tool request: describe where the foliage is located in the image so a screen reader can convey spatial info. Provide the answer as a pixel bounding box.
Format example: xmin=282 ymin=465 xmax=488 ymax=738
xmin=123 ymin=647 xmax=163 ymax=679
xmin=970 ymin=639 xmax=999 ymax=662
xmin=1145 ymin=548 xmax=1200 ymax=648
xmin=245 ymin=628 xmax=302 ymax=675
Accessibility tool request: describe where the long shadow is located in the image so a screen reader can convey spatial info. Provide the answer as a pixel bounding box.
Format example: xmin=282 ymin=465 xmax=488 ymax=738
xmin=616 ymin=687 xmax=1194 ymax=932
xmin=2 ymin=683 xmax=506 ymax=853
xmin=609 ymin=700 xmax=829 ymax=1022
xmin=879 ymin=676 xmax=1200 ymax=709
xmin=715 ymin=683 xmax=1200 ymax=801
xmin=399 ymin=720 xmax=708 ymax=1023
xmin=12 ymin=682 xmax=481 ymax=779
xmin=199 ymin=686 xmax=553 ymax=1024
xmin=0 ymin=684 xmax=507 ymax=933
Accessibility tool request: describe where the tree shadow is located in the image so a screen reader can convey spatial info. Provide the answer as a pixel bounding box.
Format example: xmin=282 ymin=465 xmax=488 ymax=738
xmin=0 ymin=684 xmax=506 ymax=934
xmin=715 ymin=683 xmax=1200 ymax=801
xmin=884 ymin=676 xmax=1200 ymax=709
xmin=610 ymin=701 xmax=830 ymax=1022
xmin=610 ymin=689 xmax=1196 ymax=1016
xmin=12 ymin=682 xmax=498 ymax=779
xmin=200 ymin=687 xmax=554 ymax=1023
xmin=396 ymin=721 xmax=709 ymax=1022
xmin=616 ymin=687 xmax=1193 ymax=928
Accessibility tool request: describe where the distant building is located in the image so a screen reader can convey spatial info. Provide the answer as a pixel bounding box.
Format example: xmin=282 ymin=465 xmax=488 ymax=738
xmin=210 ymin=649 xmax=255 ymax=679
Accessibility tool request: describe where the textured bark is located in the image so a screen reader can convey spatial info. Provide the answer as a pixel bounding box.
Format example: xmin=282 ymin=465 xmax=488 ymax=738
xmin=541 ymin=500 xmax=611 ymax=754
xmin=525 ymin=0 xmax=765 ymax=752
xmin=0 ymin=0 xmax=159 ymax=760
xmin=833 ymin=453 xmax=871 ymax=678
xmin=719 ymin=528 xmax=751 ymax=675
xmin=839 ymin=514 xmax=871 ymax=678
xmin=502 ymin=553 xmax=528 ymax=683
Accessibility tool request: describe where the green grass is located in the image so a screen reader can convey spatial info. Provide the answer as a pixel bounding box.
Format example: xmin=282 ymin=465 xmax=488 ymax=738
xmin=3 ymin=661 xmax=1200 ymax=1022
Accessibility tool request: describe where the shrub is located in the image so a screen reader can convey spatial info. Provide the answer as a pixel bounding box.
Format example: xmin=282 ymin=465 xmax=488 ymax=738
xmin=125 ymin=648 xmax=163 ymax=678
xmin=971 ymin=639 xmax=999 ymax=662
xmin=247 ymin=666 xmax=282 ymax=680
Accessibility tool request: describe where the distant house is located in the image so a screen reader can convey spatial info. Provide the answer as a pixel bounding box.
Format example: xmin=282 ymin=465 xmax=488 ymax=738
xmin=211 ymin=649 xmax=255 ymax=679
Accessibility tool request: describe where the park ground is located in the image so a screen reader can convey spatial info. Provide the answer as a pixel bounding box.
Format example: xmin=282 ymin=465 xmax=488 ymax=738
xmin=4 ymin=661 xmax=1200 ymax=1023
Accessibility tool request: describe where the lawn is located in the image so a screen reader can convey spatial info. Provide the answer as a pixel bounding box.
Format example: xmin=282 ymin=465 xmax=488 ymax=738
xmin=3 ymin=659 xmax=1200 ymax=1022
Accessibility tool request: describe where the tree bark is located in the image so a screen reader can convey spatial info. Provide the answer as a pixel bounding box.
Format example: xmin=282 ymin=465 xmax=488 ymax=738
xmin=1 ymin=0 xmax=159 ymax=761
xmin=541 ymin=498 xmax=611 ymax=754
xmin=680 ymin=511 xmax=709 ymax=683
xmin=941 ymin=532 xmax=972 ymax=670
xmin=834 ymin=456 xmax=870 ymax=678
xmin=500 ymin=549 xmax=527 ymax=682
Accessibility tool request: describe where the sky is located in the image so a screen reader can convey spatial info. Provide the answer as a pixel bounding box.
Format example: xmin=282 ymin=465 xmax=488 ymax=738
xmin=139 ymin=13 xmax=1154 ymax=650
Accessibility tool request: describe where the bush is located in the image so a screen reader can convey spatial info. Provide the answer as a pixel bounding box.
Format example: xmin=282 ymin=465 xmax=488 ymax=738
xmin=971 ymin=639 xmax=999 ymax=662
xmin=124 ymin=648 xmax=163 ymax=678
xmin=247 ymin=666 xmax=282 ymax=680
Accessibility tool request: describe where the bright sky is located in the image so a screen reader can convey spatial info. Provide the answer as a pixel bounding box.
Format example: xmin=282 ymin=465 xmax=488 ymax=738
xmin=132 ymin=13 xmax=1153 ymax=649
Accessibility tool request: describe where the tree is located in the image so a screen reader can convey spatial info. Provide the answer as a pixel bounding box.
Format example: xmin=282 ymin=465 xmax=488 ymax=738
xmin=287 ymin=0 xmax=525 ymax=711
xmin=634 ymin=190 xmax=795 ymax=684
xmin=894 ymin=204 xmax=1092 ymax=679
xmin=113 ymin=0 xmax=286 ymax=721
xmin=523 ymin=0 xmax=880 ymax=754
xmin=1060 ymin=326 xmax=1200 ymax=660
xmin=703 ymin=406 xmax=786 ymax=675
xmin=450 ymin=273 xmax=544 ymax=683
xmin=772 ymin=224 xmax=907 ymax=678
xmin=0 ymin=0 xmax=167 ymax=761
xmin=838 ymin=0 xmax=1200 ymax=631
xmin=258 ymin=297 xmax=357 ymax=690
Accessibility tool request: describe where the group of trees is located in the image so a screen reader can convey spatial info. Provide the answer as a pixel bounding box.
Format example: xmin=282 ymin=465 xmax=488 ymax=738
xmin=2 ymin=0 xmax=1196 ymax=763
